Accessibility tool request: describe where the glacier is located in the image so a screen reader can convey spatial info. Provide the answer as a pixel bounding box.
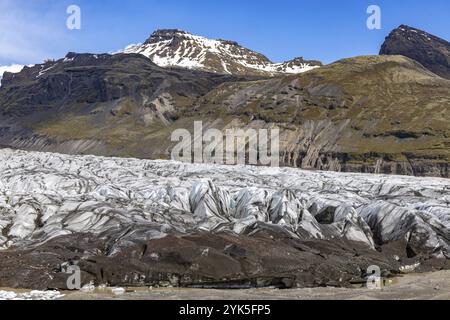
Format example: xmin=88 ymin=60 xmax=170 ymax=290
xmin=0 ymin=148 xmax=449 ymax=289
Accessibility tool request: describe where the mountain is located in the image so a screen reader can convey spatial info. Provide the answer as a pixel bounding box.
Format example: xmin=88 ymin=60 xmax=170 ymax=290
xmin=121 ymin=29 xmax=322 ymax=76
xmin=0 ymin=28 xmax=449 ymax=177
xmin=0 ymin=64 xmax=24 ymax=87
xmin=1 ymin=52 xmax=448 ymax=177
xmin=192 ymin=55 xmax=450 ymax=177
xmin=380 ymin=25 xmax=450 ymax=79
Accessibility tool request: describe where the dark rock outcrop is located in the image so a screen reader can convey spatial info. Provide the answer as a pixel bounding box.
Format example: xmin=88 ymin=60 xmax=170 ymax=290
xmin=380 ymin=25 xmax=450 ymax=79
xmin=0 ymin=52 xmax=243 ymax=118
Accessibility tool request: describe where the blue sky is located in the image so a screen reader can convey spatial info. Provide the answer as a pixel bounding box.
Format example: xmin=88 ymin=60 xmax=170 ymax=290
xmin=1 ymin=0 xmax=449 ymax=66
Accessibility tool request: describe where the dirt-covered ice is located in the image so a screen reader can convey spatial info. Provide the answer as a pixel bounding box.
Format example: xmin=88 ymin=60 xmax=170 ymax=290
xmin=0 ymin=148 xmax=448 ymax=290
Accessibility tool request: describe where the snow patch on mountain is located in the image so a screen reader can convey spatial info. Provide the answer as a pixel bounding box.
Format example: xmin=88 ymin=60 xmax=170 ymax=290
xmin=119 ymin=29 xmax=321 ymax=76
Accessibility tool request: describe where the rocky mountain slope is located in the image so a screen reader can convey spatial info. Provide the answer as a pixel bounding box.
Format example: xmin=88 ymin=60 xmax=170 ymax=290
xmin=0 ymin=27 xmax=449 ymax=177
xmin=121 ymin=29 xmax=322 ymax=76
xmin=380 ymin=25 xmax=450 ymax=79
xmin=0 ymin=149 xmax=448 ymax=289
xmin=192 ymin=55 xmax=450 ymax=177
xmin=0 ymin=52 xmax=248 ymax=155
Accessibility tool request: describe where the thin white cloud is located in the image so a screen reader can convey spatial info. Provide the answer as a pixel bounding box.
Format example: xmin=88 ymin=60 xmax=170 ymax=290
xmin=0 ymin=64 xmax=24 ymax=74
xmin=0 ymin=0 xmax=65 ymax=65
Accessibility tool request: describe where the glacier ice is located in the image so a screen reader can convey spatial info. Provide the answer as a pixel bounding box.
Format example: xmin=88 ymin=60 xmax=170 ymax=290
xmin=0 ymin=148 xmax=448 ymax=259
xmin=0 ymin=290 xmax=64 ymax=300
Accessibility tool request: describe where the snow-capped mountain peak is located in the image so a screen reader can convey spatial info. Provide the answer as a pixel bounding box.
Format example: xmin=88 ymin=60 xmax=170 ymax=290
xmin=120 ymin=29 xmax=322 ymax=76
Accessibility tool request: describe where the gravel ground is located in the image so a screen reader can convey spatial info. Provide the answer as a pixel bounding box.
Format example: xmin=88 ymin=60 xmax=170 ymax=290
xmin=59 ymin=271 xmax=450 ymax=300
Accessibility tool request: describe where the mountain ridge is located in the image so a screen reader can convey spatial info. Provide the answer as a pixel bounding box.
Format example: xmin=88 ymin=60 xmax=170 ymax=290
xmin=0 ymin=26 xmax=449 ymax=177
xmin=120 ymin=29 xmax=322 ymax=76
